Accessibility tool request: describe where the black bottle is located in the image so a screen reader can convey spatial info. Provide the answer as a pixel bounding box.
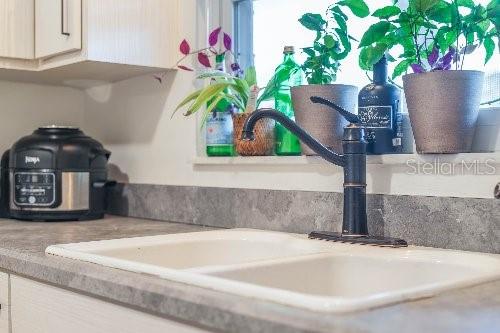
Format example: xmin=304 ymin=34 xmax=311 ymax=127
xmin=358 ymin=55 xmax=402 ymax=154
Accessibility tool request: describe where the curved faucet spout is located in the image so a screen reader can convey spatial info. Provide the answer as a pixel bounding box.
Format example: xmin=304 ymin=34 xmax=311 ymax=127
xmin=241 ymin=108 xmax=346 ymax=167
xmin=310 ymin=96 xmax=360 ymax=124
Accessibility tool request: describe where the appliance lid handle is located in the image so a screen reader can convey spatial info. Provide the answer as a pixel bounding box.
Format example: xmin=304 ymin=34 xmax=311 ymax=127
xmin=89 ymin=147 xmax=111 ymax=160
xmin=93 ymin=180 xmax=117 ymax=189
xmin=104 ymin=149 xmax=111 ymax=160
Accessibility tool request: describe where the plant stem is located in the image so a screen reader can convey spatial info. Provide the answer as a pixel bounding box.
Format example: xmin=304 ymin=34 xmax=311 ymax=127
xmin=423 ymin=28 xmax=430 ymax=58
xmin=365 ymin=71 xmax=372 ymax=82
xmin=453 ymin=0 xmax=460 ymax=70
xmin=461 ymin=28 xmax=469 ymax=70
xmin=172 ymin=46 xmax=216 ymax=69
xmin=481 ymin=97 xmax=500 ymax=106
xmin=389 ymin=78 xmax=403 ymax=90
xmin=412 ymin=18 xmax=422 ymax=65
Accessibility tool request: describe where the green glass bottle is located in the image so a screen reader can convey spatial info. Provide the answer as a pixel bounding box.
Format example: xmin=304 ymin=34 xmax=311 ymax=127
xmin=206 ymin=53 xmax=236 ymax=156
xmin=274 ymin=46 xmax=303 ymax=156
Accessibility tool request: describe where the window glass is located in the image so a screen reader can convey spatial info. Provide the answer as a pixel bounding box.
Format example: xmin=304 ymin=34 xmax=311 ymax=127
xmin=248 ymin=0 xmax=499 ymax=105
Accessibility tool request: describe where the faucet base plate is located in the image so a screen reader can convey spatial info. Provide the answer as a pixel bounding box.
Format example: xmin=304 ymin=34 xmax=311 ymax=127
xmin=309 ymin=231 xmax=408 ymax=248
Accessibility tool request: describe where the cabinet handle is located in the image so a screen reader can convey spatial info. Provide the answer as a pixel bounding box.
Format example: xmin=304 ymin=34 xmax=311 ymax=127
xmin=61 ymin=0 xmax=70 ymax=36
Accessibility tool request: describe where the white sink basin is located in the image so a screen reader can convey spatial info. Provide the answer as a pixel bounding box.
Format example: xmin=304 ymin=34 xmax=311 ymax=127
xmin=47 ymin=229 xmax=327 ymax=271
xmin=46 ymin=229 xmax=500 ymax=313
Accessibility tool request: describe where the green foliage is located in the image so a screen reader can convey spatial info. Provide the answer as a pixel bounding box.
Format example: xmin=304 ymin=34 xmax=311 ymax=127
xmin=298 ymin=13 xmax=327 ymax=31
xmin=410 ymin=0 xmax=440 ymax=12
xmin=372 ymin=6 xmax=401 ymax=19
xmin=298 ymin=0 xmax=370 ymax=84
xmin=173 ymin=67 xmax=257 ymax=121
xmin=359 ymin=22 xmax=394 ymax=47
xmin=244 ymin=67 xmax=257 ymax=87
xmin=337 ymin=0 xmax=370 ymax=17
xmin=358 ymin=0 xmax=500 ymax=78
xmin=359 ymin=43 xmax=389 ymax=70
xmin=257 ymin=65 xmax=299 ymax=106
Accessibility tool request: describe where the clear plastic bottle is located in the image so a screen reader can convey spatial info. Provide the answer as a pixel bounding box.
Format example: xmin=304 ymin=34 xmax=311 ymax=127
xmin=206 ymin=53 xmax=236 ymax=156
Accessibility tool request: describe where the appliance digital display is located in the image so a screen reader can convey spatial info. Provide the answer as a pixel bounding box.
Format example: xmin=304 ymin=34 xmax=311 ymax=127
xmin=14 ymin=172 xmax=56 ymax=207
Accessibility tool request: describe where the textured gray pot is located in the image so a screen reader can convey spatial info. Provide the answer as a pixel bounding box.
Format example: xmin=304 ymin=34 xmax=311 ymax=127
xmin=403 ymin=70 xmax=484 ymax=154
xmin=291 ymin=84 xmax=358 ymax=155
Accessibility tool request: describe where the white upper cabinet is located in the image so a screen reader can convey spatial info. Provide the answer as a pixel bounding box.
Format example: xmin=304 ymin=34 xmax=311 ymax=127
xmin=0 ymin=0 xmax=181 ymax=86
xmin=85 ymin=0 xmax=179 ymax=69
xmin=35 ymin=0 xmax=82 ymax=58
xmin=0 ymin=0 xmax=35 ymax=59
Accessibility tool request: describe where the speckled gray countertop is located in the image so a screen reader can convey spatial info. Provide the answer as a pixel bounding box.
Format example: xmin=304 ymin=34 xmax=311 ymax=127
xmin=0 ymin=216 xmax=499 ymax=333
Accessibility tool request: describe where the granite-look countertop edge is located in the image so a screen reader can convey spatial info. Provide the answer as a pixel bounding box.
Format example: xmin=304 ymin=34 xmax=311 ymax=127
xmin=0 ymin=216 xmax=499 ymax=333
xmin=0 ymin=249 xmax=322 ymax=333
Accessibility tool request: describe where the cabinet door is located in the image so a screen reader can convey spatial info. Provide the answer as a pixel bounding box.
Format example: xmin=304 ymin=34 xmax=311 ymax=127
xmin=0 ymin=272 xmax=9 ymax=333
xmin=0 ymin=0 xmax=35 ymax=59
xmin=10 ymin=275 xmax=212 ymax=333
xmin=35 ymin=0 xmax=82 ymax=58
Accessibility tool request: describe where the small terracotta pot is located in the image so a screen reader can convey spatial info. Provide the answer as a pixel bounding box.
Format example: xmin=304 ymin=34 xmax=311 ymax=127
xmin=233 ymin=113 xmax=275 ymax=156
xmin=291 ymin=84 xmax=358 ymax=155
xmin=403 ymin=70 xmax=484 ymax=154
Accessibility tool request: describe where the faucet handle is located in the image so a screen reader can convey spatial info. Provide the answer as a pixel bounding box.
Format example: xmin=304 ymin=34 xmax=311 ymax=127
xmin=310 ymin=96 xmax=360 ymax=124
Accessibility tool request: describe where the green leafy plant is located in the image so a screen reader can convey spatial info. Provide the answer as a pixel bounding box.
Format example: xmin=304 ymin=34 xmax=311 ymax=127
xmin=298 ymin=0 xmax=370 ymax=84
xmin=173 ymin=67 xmax=257 ymax=124
xmin=257 ymin=63 xmax=299 ymax=106
xmin=358 ymin=0 xmax=500 ymax=79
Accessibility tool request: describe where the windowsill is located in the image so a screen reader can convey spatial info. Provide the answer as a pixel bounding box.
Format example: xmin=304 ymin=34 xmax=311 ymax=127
xmin=192 ymin=152 xmax=500 ymax=166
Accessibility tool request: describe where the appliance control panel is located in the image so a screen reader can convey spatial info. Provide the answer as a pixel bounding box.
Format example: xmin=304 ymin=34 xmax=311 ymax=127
xmin=13 ymin=172 xmax=56 ymax=207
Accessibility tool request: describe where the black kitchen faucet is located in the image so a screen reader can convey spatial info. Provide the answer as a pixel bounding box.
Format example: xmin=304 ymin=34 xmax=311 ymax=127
xmin=242 ymin=96 xmax=407 ymax=247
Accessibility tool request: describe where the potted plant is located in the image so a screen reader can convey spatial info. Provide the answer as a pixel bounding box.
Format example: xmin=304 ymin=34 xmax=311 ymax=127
xmin=292 ymin=0 xmax=369 ymax=154
xmin=359 ymin=0 xmax=499 ymax=153
xmin=172 ymin=28 xmax=275 ymax=156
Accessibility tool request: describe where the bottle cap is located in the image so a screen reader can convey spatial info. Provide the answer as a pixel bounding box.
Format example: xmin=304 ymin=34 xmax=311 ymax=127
xmin=215 ymin=53 xmax=225 ymax=61
xmin=283 ymin=46 xmax=295 ymax=54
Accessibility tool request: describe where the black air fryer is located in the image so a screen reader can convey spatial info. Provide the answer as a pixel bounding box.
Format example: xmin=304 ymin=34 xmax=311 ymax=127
xmin=6 ymin=126 xmax=112 ymax=221
xmin=0 ymin=150 xmax=10 ymax=218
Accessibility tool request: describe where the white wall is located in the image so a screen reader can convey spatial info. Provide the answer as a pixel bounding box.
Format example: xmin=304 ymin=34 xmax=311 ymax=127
xmin=0 ymin=80 xmax=84 ymax=154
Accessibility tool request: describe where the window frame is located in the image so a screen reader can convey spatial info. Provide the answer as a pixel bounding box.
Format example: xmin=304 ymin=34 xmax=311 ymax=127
xmin=233 ymin=0 xmax=254 ymax=70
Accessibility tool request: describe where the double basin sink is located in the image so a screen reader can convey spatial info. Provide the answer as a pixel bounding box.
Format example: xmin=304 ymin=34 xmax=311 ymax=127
xmin=46 ymin=229 xmax=500 ymax=313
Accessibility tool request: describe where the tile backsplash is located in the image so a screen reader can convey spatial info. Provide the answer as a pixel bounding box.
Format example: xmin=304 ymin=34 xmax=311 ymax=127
xmin=108 ymin=184 xmax=500 ymax=254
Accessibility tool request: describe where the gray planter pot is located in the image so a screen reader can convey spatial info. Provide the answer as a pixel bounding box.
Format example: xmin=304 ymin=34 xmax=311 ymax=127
xmin=291 ymin=84 xmax=358 ymax=155
xmin=403 ymin=70 xmax=484 ymax=154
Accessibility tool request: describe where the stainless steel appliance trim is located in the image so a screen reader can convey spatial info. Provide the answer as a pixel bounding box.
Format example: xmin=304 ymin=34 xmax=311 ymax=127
xmin=10 ymin=172 xmax=90 ymax=211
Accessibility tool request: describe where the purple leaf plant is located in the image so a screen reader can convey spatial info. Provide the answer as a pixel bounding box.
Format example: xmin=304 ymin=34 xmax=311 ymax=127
xmin=157 ymin=27 xmax=241 ymax=82
xmin=197 ymin=52 xmax=211 ymax=68
xmin=230 ymin=62 xmax=244 ymax=78
xmin=427 ymin=47 xmax=439 ymax=67
xmin=223 ymin=33 xmax=232 ymax=51
xmin=209 ymin=27 xmax=222 ymax=47
xmin=410 ymin=63 xmax=425 ymax=74
xmin=410 ymin=47 xmax=457 ymax=74
xmin=179 ymin=39 xmax=190 ymax=55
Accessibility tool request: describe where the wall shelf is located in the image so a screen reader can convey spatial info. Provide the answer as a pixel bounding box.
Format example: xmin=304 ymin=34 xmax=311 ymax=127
xmin=192 ymin=153 xmax=500 ymax=166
